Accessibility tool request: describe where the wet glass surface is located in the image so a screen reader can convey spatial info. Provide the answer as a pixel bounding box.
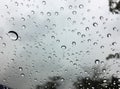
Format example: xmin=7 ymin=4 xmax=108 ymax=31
xmin=0 ymin=0 xmax=120 ymax=89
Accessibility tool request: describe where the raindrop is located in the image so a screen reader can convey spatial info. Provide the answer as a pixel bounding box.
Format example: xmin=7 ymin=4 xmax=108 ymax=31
xmin=34 ymin=78 xmax=38 ymax=82
xmin=21 ymin=17 xmax=25 ymax=21
xmin=107 ymin=33 xmax=111 ymax=37
xmin=72 ymin=11 xmax=77 ymax=15
xmin=10 ymin=17 xmax=14 ymax=21
xmin=93 ymin=42 xmax=98 ymax=45
xmin=60 ymin=78 xmax=64 ymax=82
xmin=93 ymin=22 xmax=98 ymax=27
xmin=5 ymin=5 xmax=8 ymax=9
xmin=19 ymin=67 xmax=23 ymax=71
xmin=113 ymin=27 xmax=117 ymax=31
xmin=81 ymin=34 xmax=86 ymax=38
xmin=8 ymin=31 xmax=19 ymax=41
xmin=11 ymin=59 xmax=15 ymax=62
xmin=20 ymin=73 xmax=25 ymax=77
xmin=102 ymin=69 xmax=106 ymax=73
xmin=79 ymin=4 xmax=84 ymax=9
xmin=0 ymin=36 xmax=3 ymax=40
xmin=48 ymin=56 xmax=52 ymax=60
xmin=87 ymin=39 xmax=91 ymax=42
xmin=55 ymin=12 xmax=59 ymax=16
xmin=85 ymin=27 xmax=89 ymax=31
xmin=60 ymin=7 xmax=64 ymax=11
xmin=40 ymin=12 xmax=44 ymax=15
xmin=99 ymin=16 xmax=104 ymax=20
xmin=22 ymin=25 xmax=26 ymax=29
xmin=31 ymin=10 xmax=35 ymax=14
xmin=47 ymin=12 xmax=51 ymax=16
xmin=69 ymin=5 xmax=73 ymax=9
xmin=72 ymin=41 xmax=76 ymax=46
xmin=95 ymin=59 xmax=100 ymax=64
xmin=15 ymin=2 xmax=19 ymax=6
xmin=67 ymin=17 xmax=71 ymax=21
xmin=56 ymin=39 xmax=60 ymax=42
xmin=100 ymin=45 xmax=104 ymax=49
xmin=112 ymin=42 xmax=117 ymax=45
xmin=61 ymin=45 xmax=67 ymax=49
xmin=42 ymin=1 xmax=46 ymax=5
xmin=77 ymin=32 xmax=81 ymax=36
xmin=103 ymin=79 xmax=107 ymax=83
xmin=2 ymin=43 xmax=6 ymax=47
xmin=51 ymin=35 xmax=55 ymax=39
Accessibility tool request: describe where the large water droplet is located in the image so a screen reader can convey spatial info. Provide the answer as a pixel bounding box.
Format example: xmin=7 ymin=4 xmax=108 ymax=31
xmin=8 ymin=31 xmax=19 ymax=41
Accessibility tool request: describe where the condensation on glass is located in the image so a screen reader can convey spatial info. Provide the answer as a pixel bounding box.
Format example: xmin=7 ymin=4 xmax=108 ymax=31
xmin=0 ymin=0 xmax=120 ymax=89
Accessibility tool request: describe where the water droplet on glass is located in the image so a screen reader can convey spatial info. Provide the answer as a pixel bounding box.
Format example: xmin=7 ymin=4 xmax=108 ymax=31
xmin=67 ymin=17 xmax=71 ymax=21
xmin=15 ymin=2 xmax=19 ymax=6
xmin=102 ymin=69 xmax=106 ymax=73
xmin=95 ymin=59 xmax=100 ymax=64
xmin=2 ymin=43 xmax=6 ymax=47
xmin=99 ymin=16 xmax=104 ymax=20
xmin=8 ymin=31 xmax=19 ymax=41
xmin=19 ymin=67 xmax=23 ymax=71
xmin=72 ymin=11 xmax=77 ymax=15
xmin=93 ymin=42 xmax=98 ymax=45
xmin=55 ymin=12 xmax=59 ymax=16
xmin=22 ymin=25 xmax=26 ymax=29
xmin=107 ymin=33 xmax=111 ymax=37
xmin=21 ymin=17 xmax=25 ymax=21
xmin=77 ymin=32 xmax=81 ymax=35
xmin=79 ymin=4 xmax=84 ymax=9
xmin=40 ymin=12 xmax=44 ymax=15
xmin=93 ymin=22 xmax=98 ymax=27
xmin=85 ymin=27 xmax=89 ymax=31
xmin=11 ymin=59 xmax=15 ymax=62
xmin=47 ymin=12 xmax=51 ymax=16
xmin=112 ymin=42 xmax=117 ymax=45
xmin=5 ymin=5 xmax=8 ymax=9
xmin=61 ymin=45 xmax=67 ymax=49
xmin=100 ymin=45 xmax=104 ymax=49
xmin=103 ymin=79 xmax=107 ymax=83
xmin=31 ymin=10 xmax=35 ymax=14
xmin=87 ymin=39 xmax=91 ymax=42
xmin=0 ymin=36 xmax=3 ymax=40
xmin=20 ymin=73 xmax=25 ymax=77
xmin=113 ymin=27 xmax=117 ymax=31
xmin=48 ymin=56 xmax=52 ymax=60
xmin=81 ymin=34 xmax=86 ymax=38
xmin=60 ymin=7 xmax=64 ymax=11
xmin=72 ymin=41 xmax=76 ymax=46
xmin=51 ymin=35 xmax=55 ymax=39
xmin=69 ymin=5 xmax=73 ymax=9
xmin=10 ymin=17 xmax=14 ymax=21
xmin=42 ymin=1 xmax=46 ymax=5
xmin=34 ymin=78 xmax=38 ymax=82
